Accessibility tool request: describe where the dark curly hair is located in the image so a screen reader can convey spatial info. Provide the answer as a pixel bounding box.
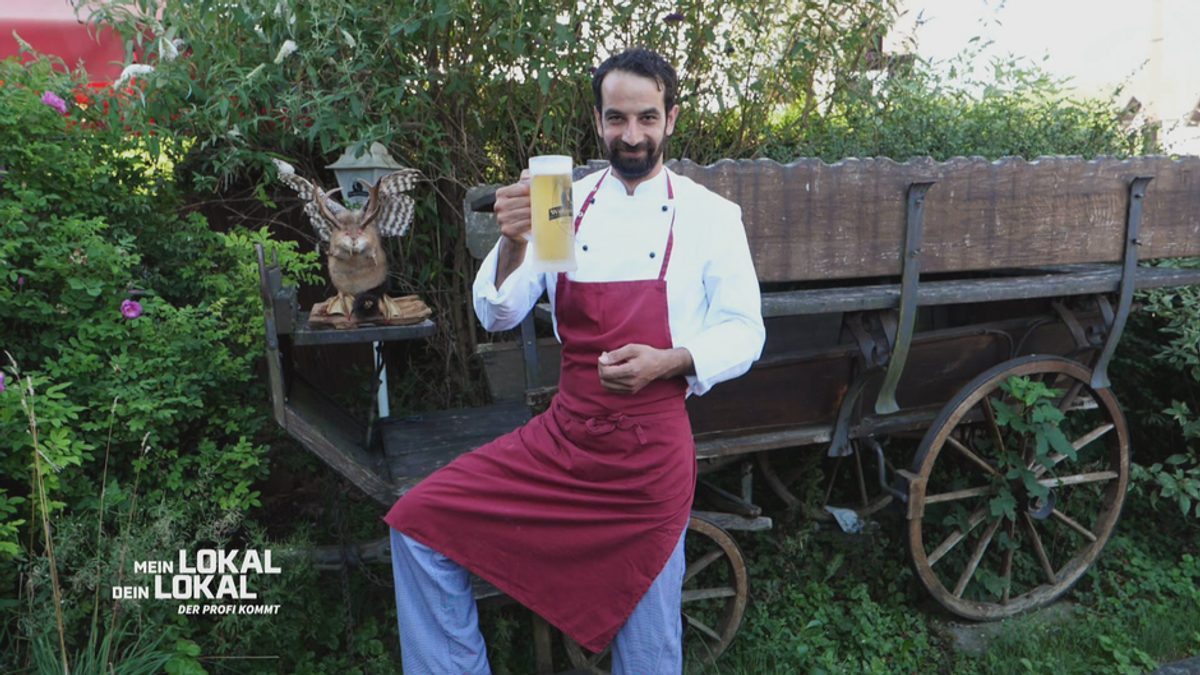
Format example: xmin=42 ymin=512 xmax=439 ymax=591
xmin=591 ymin=48 xmax=678 ymax=113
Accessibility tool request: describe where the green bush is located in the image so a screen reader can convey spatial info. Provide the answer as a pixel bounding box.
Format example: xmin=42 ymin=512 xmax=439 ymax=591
xmin=0 ymin=52 xmax=320 ymax=658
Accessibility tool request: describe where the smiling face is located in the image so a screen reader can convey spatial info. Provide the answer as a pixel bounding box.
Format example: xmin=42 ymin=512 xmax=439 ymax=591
xmin=594 ymin=70 xmax=680 ymax=191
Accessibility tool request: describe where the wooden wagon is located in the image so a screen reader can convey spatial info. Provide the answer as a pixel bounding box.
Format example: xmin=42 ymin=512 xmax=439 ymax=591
xmin=258 ymin=155 xmax=1200 ymax=673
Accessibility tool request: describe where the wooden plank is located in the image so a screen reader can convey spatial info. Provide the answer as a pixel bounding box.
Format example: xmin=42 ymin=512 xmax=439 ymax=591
xmin=695 ymin=425 xmax=833 ymax=459
xmin=543 ymin=266 xmax=1200 ymax=319
xmin=469 ymin=157 xmax=1200 ymax=281
xmin=284 ymin=383 xmax=395 ymax=506
xmin=671 ymin=156 xmax=1200 ymax=282
xmin=464 ymin=185 xmax=505 ymax=260
xmin=264 ymin=344 xmax=287 ymax=427
xmin=762 ymin=264 xmax=1200 ymax=316
xmin=691 ymin=510 xmax=773 ymax=532
xmin=475 ymin=338 xmax=563 ymax=404
xmin=696 ymin=480 xmax=762 ymax=517
xmin=381 ymin=402 xmax=532 ymax=496
xmin=293 ymin=315 xmax=436 ymax=346
xmin=532 ymin=615 xmax=554 ymax=675
xmin=687 ymin=351 xmax=851 ymax=435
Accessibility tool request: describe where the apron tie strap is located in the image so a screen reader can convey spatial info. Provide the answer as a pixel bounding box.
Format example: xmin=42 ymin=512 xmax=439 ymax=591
xmin=584 ymin=413 xmax=648 ymax=445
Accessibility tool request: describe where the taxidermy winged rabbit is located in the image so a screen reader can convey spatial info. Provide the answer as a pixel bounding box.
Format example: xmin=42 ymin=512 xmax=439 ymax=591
xmin=275 ymin=159 xmax=419 ymax=323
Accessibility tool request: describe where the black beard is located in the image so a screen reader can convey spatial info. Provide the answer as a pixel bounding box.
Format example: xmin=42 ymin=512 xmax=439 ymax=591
xmin=607 ymin=137 xmax=665 ymax=180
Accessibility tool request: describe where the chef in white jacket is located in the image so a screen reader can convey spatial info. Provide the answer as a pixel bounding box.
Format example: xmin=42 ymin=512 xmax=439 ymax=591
xmin=475 ymin=163 xmax=765 ymax=396
xmin=387 ymin=48 xmax=765 ymax=675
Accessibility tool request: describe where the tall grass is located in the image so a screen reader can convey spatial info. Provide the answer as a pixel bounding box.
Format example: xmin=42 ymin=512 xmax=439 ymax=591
xmin=8 ymin=352 xmax=170 ymax=675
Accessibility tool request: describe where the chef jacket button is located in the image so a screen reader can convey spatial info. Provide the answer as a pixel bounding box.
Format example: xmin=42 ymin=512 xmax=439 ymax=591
xmin=649 ymin=252 xmax=656 ymax=259
xmin=582 ymin=245 xmax=589 ymax=252
xmin=661 ymin=205 xmax=668 ymax=211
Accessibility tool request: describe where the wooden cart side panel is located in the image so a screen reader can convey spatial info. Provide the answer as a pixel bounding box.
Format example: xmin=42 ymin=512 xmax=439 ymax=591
xmin=671 ymin=155 xmax=1200 ymax=282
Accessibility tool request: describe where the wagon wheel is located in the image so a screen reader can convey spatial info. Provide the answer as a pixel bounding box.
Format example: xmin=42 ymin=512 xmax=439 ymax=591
xmin=757 ymin=442 xmax=893 ymax=523
xmin=906 ymin=355 xmax=1129 ymax=620
xmin=563 ymin=515 xmax=749 ymax=674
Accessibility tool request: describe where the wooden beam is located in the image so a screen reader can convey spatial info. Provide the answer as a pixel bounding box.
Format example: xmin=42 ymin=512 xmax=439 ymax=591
xmin=672 ymin=156 xmax=1200 ymax=282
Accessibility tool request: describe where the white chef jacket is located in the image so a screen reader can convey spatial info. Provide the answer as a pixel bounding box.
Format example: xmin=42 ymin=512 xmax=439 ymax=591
xmin=473 ymin=167 xmax=765 ymax=397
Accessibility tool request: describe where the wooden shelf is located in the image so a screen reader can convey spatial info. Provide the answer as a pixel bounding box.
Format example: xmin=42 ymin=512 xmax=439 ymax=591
xmin=292 ymin=314 xmax=436 ymax=346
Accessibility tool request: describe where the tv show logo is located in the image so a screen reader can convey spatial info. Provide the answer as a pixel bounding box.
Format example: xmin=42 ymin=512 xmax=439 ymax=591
xmin=111 ymin=549 xmax=283 ymax=615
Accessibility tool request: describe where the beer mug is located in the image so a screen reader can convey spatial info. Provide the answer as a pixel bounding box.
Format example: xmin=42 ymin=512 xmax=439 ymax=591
xmin=528 ymin=155 xmax=577 ymax=273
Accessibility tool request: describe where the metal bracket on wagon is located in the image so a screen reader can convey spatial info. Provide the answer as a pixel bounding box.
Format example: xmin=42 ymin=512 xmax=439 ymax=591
xmin=1091 ymin=175 xmax=1154 ymax=390
xmin=865 ymin=437 xmax=918 ymax=515
xmin=876 ymin=181 xmax=937 ymax=414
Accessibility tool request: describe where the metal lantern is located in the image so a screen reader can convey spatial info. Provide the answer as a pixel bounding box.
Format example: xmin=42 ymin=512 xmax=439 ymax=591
xmin=326 ymin=142 xmax=405 ymax=207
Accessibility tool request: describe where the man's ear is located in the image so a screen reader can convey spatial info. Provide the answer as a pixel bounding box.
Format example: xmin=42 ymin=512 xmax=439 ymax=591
xmin=593 ymin=107 xmax=602 ymax=137
xmin=665 ymin=104 xmax=680 ymax=137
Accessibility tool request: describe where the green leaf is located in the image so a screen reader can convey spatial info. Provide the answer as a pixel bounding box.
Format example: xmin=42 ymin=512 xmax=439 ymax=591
xmin=1022 ymin=470 xmax=1050 ymax=498
xmin=1045 ymin=426 xmax=1077 ymax=461
xmin=990 ymin=488 xmax=1018 ymax=521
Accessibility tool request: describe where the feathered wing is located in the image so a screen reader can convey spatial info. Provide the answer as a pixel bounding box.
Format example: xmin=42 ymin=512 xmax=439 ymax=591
xmin=369 ymin=169 xmax=421 ymax=238
xmin=277 ymin=170 xmax=347 ymax=242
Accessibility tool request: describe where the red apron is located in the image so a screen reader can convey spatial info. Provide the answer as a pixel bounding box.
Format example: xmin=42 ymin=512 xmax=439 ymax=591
xmin=384 ymin=169 xmax=696 ymax=652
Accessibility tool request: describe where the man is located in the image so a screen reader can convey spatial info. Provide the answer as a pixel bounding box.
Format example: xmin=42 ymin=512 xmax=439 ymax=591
xmin=385 ymin=47 xmax=764 ymax=674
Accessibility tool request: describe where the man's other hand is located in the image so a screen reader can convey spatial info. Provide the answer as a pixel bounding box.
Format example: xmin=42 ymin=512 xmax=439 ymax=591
xmin=597 ymin=344 xmax=693 ymax=395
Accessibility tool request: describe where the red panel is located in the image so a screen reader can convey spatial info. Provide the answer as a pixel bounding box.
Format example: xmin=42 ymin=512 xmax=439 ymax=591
xmin=0 ymin=20 xmax=125 ymax=81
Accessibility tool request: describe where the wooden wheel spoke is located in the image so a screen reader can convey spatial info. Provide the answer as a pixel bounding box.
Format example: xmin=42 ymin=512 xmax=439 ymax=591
xmin=853 ymin=445 xmax=870 ymax=508
xmin=1050 ymin=508 xmax=1098 ymax=542
xmin=980 ymin=395 xmax=1007 ymax=455
xmin=1036 ymin=471 xmax=1118 ymax=489
xmin=682 ymin=587 xmax=737 ymax=603
xmin=782 ymin=460 xmax=810 ymax=488
xmin=1022 ymin=512 xmax=1058 ymax=584
xmin=822 ymin=455 xmax=843 ymax=506
xmin=928 ymin=506 xmax=988 ymax=566
xmin=925 ymin=485 xmax=995 ymax=505
xmin=953 ymin=519 xmax=1002 ymax=598
xmin=683 ymin=611 xmax=723 ymax=642
xmin=683 ymin=550 xmax=723 ymax=584
xmin=945 ymin=436 xmax=1002 ymax=478
xmin=1001 ymin=518 xmax=1015 ymax=604
xmin=1032 ymin=423 xmax=1115 ymax=476
xmin=1056 ymin=380 xmax=1085 ymax=413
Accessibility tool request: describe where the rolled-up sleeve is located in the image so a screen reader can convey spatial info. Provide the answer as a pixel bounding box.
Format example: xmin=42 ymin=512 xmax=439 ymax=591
xmin=472 ymin=241 xmax=546 ymax=332
xmin=678 ymin=203 xmax=765 ymax=396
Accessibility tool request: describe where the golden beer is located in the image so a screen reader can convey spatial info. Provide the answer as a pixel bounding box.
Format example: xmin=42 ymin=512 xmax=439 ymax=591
xmin=528 ymin=155 xmax=576 ymax=272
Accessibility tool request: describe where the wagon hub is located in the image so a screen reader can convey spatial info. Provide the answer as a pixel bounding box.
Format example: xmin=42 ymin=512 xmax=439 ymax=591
xmin=1012 ymin=475 xmax=1056 ymax=520
xmin=1026 ymin=491 xmax=1056 ymax=520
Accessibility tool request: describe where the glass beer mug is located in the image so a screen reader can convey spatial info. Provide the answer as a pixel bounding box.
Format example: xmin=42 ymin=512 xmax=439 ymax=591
xmin=528 ymin=155 xmax=577 ymax=273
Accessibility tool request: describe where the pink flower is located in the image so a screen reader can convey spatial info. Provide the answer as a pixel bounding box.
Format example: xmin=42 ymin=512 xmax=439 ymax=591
xmin=121 ymin=299 xmax=143 ymax=319
xmin=41 ymin=91 xmax=69 ymax=115
xmin=0 ymin=371 xmax=5 ymax=392
xmin=17 ymin=276 xmax=24 ymax=287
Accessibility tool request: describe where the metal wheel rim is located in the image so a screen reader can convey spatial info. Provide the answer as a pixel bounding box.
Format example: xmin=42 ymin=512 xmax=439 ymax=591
xmin=905 ymin=355 xmax=1129 ymax=621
